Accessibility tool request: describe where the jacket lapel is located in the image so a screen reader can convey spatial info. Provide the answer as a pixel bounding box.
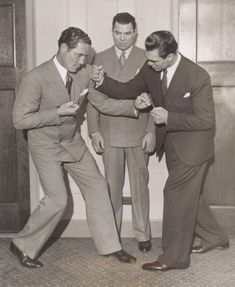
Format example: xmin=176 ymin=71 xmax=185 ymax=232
xmin=47 ymin=59 xmax=70 ymax=103
xmin=71 ymin=66 xmax=90 ymax=105
xmin=164 ymin=56 xmax=187 ymax=110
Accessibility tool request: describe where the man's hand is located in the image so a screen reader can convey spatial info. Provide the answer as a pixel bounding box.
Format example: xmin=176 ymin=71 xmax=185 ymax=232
xmin=142 ymin=132 xmax=156 ymax=153
xmin=134 ymin=93 xmax=152 ymax=110
xmin=90 ymin=65 xmax=104 ymax=85
xmin=151 ymin=107 xmax=168 ymax=125
xmin=57 ymin=101 xmax=79 ymax=116
xmin=91 ymin=133 xmax=104 ymax=154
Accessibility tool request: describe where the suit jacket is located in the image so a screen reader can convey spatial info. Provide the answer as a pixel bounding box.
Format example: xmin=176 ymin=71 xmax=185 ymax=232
xmin=87 ymin=46 xmax=155 ymax=147
xmin=97 ymin=55 xmax=215 ymax=166
xmin=13 ymin=58 xmax=92 ymax=162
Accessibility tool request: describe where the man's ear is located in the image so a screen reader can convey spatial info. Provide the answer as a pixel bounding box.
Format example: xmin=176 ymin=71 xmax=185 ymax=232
xmin=166 ymin=53 xmax=175 ymax=62
xmin=134 ymin=29 xmax=138 ymax=42
xmin=60 ymin=43 xmax=69 ymax=53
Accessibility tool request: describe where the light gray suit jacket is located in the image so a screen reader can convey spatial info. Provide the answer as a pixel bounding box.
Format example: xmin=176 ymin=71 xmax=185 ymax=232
xmin=13 ymin=58 xmax=92 ymax=162
xmin=87 ymin=46 xmax=155 ymax=147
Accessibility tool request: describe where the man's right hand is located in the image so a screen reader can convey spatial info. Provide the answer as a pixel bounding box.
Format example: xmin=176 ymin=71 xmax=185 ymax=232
xmin=134 ymin=93 xmax=153 ymax=110
xmin=57 ymin=101 xmax=79 ymax=116
xmin=90 ymin=65 xmax=105 ymax=85
xmin=91 ymin=133 xmax=104 ymax=154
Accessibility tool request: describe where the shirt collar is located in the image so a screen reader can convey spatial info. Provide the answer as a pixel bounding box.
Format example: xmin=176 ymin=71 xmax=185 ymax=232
xmin=166 ymin=53 xmax=181 ymax=77
xmin=114 ymin=45 xmax=133 ymax=59
xmin=53 ymin=56 xmax=68 ymax=84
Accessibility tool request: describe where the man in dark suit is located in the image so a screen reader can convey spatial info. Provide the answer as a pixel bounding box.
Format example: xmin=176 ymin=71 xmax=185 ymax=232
xmin=91 ymin=30 xmax=229 ymax=271
xmin=87 ymin=13 xmax=155 ymax=252
xmin=11 ymin=27 xmax=136 ymax=268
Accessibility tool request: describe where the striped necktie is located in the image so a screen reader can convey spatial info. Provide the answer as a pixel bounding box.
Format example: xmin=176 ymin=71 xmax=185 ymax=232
xmin=119 ymin=51 xmax=126 ymax=68
xmin=161 ymin=69 xmax=168 ymax=96
xmin=65 ymin=72 xmax=73 ymax=95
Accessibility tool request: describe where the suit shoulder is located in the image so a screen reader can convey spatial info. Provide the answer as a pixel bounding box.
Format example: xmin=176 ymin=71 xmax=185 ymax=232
xmin=131 ymin=46 xmax=146 ymax=64
xmin=133 ymin=46 xmax=145 ymax=55
xmin=182 ymin=56 xmax=210 ymax=78
xmin=95 ymin=47 xmax=113 ymax=61
xmin=21 ymin=60 xmax=51 ymax=83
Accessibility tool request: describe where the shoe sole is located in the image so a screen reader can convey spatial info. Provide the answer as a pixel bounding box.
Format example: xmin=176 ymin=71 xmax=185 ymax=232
xmin=10 ymin=243 xmax=42 ymax=268
xmin=142 ymin=265 xmax=189 ymax=272
xmin=192 ymin=242 xmax=230 ymax=254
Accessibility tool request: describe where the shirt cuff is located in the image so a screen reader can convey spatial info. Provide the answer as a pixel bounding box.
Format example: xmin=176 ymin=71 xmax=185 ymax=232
xmin=95 ymin=78 xmax=104 ymax=88
xmin=133 ymin=107 xmax=139 ymax=117
xmin=90 ymin=132 xmax=101 ymax=138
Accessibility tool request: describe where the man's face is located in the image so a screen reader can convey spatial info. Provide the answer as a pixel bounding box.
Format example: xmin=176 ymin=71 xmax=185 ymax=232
xmin=145 ymin=49 xmax=174 ymax=72
xmin=112 ymin=22 xmax=136 ymax=51
xmin=61 ymin=41 xmax=90 ymax=73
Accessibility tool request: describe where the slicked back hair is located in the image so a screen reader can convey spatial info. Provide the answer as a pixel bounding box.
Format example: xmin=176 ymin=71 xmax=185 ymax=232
xmin=58 ymin=27 xmax=91 ymax=49
xmin=145 ymin=31 xmax=178 ymax=59
xmin=112 ymin=12 xmax=137 ymax=30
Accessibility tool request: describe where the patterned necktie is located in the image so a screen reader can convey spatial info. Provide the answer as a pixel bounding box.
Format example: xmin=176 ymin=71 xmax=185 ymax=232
xmin=65 ymin=72 xmax=73 ymax=95
xmin=119 ymin=51 xmax=126 ymax=68
xmin=161 ymin=69 xmax=168 ymax=96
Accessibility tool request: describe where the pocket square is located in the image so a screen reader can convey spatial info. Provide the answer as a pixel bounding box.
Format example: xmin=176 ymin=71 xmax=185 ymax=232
xmin=183 ymin=92 xmax=191 ymax=98
xmin=135 ymin=69 xmax=140 ymax=75
xmin=77 ymin=88 xmax=89 ymax=106
xmin=80 ymin=88 xmax=88 ymax=96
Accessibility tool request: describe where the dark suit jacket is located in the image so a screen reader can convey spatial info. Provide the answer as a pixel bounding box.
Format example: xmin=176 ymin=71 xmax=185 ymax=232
xmin=97 ymin=55 xmax=215 ymax=166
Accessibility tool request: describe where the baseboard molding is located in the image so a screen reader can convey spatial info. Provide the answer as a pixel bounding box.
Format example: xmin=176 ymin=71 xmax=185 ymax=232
xmin=56 ymin=206 xmax=235 ymax=238
xmin=3 ymin=206 xmax=235 ymax=238
xmin=55 ymin=219 xmax=163 ymax=238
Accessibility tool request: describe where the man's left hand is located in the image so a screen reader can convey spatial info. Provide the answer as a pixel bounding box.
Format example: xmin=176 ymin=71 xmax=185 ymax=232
xmin=151 ymin=107 xmax=168 ymax=125
xmin=142 ymin=132 xmax=156 ymax=153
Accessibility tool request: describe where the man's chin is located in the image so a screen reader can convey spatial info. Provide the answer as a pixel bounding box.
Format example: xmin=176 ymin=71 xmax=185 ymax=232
xmin=70 ymin=65 xmax=83 ymax=73
xmin=150 ymin=66 xmax=161 ymax=72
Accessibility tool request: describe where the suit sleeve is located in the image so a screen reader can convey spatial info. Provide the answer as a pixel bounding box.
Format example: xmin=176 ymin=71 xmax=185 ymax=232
xmin=146 ymin=114 xmax=156 ymax=134
xmin=167 ymin=72 xmax=215 ymax=131
xmin=97 ymin=62 xmax=149 ymax=99
xmin=88 ymin=82 xmax=138 ymax=117
xmin=13 ymin=73 xmax=61 ymax=130
xmin=86 ymin=102 xmax=101 ymax=136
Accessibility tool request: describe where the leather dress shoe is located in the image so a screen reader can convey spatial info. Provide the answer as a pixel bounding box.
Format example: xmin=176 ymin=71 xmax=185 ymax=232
xmin=142 ymin=260 xmax=189 ymax=271
xmin=142 ymin=260 xmax=174 ymax=272
xmin=105 ymin=249 xmax=136 ymax=263
xmin=192 ymin=241 xmax=229 ymax=254
xmin=139 ymin=240 xmax=152 ymax=252
xmin=10 ymin=241 xmax=43 ymax=268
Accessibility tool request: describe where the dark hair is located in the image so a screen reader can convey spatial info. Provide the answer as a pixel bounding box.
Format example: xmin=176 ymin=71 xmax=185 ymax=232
xmin=58 ymin=27 xmax=91 ymax=49
xmin=145 ymin=31 xmax=178 ymax=58
xmin=112 ymin=12 xmax=136 ymax=30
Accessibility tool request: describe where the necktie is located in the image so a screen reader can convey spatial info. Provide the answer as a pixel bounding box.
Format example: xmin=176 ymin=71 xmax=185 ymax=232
xmin=119 ymin=51 xmax=126 ymax=68
xmin=65 ymin=72 xmax=73 ymax=95
xmin=161 ymin=69 xmax=168 ymax=96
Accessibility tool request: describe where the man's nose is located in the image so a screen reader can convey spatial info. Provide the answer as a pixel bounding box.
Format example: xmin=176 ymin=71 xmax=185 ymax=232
xmin=120 ymin=33 xmax=125 ymax=41
xmin=78 ymin=56 xmax=86 ymax=65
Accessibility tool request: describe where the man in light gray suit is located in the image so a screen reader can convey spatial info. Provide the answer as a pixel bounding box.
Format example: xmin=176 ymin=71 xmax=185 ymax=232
xmin=87 ymin=13 xmax=155 ymax=252
xmin=10 ymin=27 xmax=137 ymax=268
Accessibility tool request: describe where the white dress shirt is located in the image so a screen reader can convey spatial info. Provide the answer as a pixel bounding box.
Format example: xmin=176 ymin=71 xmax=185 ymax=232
xmin=114 ymin=46 xmax=133 ymax=60
xmin=162 ymin=53 xmax=181 ymax=88
xmin=53 ymin=56 xmax=67 ymax=85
